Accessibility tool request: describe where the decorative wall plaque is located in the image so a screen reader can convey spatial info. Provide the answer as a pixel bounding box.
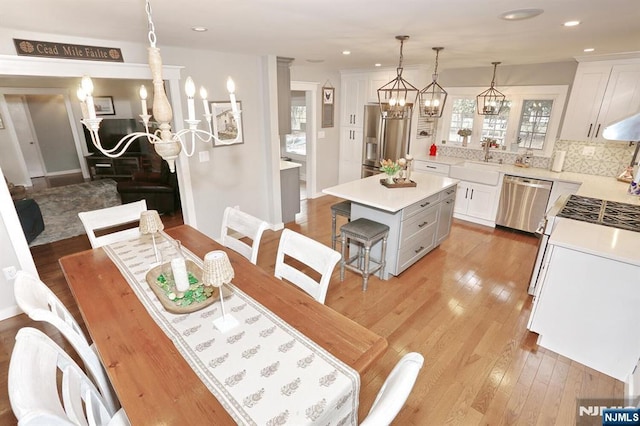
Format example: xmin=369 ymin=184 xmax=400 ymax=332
xmin=13 ymin=39 xmax=124 ymax=62
xmin=322 ymin=86 xmax=334 ymax=128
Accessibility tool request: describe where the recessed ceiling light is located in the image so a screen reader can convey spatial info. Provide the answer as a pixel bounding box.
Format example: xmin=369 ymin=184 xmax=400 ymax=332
xmin=191 ymin=26 xmax=208 ymax=32
xmin=305 ymin=59 xmax=325 ymax=63
xmin=374 ymin=63 xmax=382 ymax=67
xmin=564 ymin=20 xmax=581 ymax=27
xmin=583 ymin=48 xmax=595 ymax=52
xmin=342 ymin=50 xmax=351 ymax=55
xmin=499 ymin=8 xmax=544 ymax=21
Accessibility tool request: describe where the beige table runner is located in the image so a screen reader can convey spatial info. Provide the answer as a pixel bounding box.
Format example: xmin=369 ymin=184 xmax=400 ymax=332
xmin=103 ymin=234 xmax=359 ymax=426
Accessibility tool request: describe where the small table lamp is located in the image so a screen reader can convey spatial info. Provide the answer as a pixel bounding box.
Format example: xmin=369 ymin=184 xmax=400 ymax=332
xmin=203 ymin=250 xmax=238 ymax=332
xmin=139 ymin=210 xmax=164 ymax=264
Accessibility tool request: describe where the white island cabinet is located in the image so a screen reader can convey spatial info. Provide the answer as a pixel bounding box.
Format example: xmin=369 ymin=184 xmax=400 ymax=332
xmin=323 ymin=172 xmax=458 ymax=279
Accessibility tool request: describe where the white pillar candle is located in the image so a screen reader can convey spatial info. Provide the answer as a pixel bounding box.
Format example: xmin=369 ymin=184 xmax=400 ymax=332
xmin=171 ymin=257 xmax=190 ymax=292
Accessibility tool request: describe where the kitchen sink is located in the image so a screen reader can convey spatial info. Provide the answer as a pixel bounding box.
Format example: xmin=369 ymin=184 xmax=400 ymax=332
xmin=449 ymin=161 xmax=501 ymax=185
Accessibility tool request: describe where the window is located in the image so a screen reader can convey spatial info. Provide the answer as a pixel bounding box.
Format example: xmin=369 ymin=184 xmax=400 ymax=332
xmin=448 ymin=98 xmax=476 ymax=142
xmin=437 ymin=86 xmax=567 ymax=157
xmin=517 ymin=100 xmax=553 ymax=150
xmin=285 ymin=104 xmax=306 ymax=155
xmin=481 ymin=100 xmax=511 ymax=148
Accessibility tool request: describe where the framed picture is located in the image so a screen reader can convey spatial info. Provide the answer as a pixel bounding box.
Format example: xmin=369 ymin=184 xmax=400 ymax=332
xmin=211 ymin=101 xmax=244 ymax=146
xmin=94 ymin=96 xmax=116 ymax=115
xmin=323 ymin=87 xmax=334 ymax=105
xmin=321 ymin=86 xmax=334 ymax=128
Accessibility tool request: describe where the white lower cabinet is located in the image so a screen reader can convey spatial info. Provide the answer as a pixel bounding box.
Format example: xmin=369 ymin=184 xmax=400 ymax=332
xmin=453 ymin=181 xmax=499 ymax=226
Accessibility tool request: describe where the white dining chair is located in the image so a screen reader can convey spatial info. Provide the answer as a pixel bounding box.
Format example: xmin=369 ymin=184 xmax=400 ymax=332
xmin=79 ymin=199 xmax=147 ymax=248
xmin=274 ymin=228 xmax=341 ymax=304
xmin=360 ymin=352 xmax=424 ymax=426
xmin=220 ymin=206 xmax=269 ymax=264
xmin=8 ymin=327 xmax=130 ymax=426
xmin=13 ymin=270 xmax=119 ymax=414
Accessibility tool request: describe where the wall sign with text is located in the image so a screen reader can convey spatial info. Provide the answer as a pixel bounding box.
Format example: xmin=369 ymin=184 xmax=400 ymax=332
xmin=13 ymin=39 xmax=124 ymax=62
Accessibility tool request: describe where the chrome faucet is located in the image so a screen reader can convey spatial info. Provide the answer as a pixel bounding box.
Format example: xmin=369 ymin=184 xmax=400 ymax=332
xmin=483 ymin=141 xmax=492 ymax=162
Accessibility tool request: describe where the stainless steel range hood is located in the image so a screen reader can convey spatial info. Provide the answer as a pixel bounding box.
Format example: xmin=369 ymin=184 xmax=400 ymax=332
xmin=602 ymin=111 xmax=640 ymax=141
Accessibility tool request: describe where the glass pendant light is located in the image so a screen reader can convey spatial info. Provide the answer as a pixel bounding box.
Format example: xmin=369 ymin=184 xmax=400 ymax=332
xmin=418 ymin=47 xmax=447 ymax=118
xmin=377 ymin=35 xmax=419 ymax=119
xmin=476 ymin=62 xmax=506 ymax=115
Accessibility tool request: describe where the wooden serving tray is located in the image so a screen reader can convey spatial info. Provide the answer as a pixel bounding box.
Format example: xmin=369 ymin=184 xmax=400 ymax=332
xmin=145 ymin=260 xmax=232 ymax=314
xmin=380 ymin=178 xmax=417 ymax=188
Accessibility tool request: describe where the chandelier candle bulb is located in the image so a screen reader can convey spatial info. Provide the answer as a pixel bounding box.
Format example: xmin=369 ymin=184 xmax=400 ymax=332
xmin=81 ymin=76 xmax=96 ymax=119
xmin=185 ymin=77 xmax=196 ymax=121
xmin=77 ymin=88 xmax=89 ymax=120
xmin=200 ymin=87 xmax=211 ymax=116
xmin=139 ymin=85 xmax=148 ymax=115
xmin=227 ymin=77 xmax=238 ymax=114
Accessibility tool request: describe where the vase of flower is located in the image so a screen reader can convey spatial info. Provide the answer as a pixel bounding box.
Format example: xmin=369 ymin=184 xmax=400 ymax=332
xmin=380 ymin=159 xmax=401 ymax=184
xmin=457 ymin=128 xmax=472 ymax=147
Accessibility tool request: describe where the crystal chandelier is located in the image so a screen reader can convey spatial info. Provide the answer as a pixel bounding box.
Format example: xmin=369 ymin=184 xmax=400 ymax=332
xmin=377 ymin=35 xmax=418 ymax=119
xmin=418 ymin=47 xmax=447 ymax=118
xmin=76 ymin=0 xmax=242 ymax=172
xmin=476 ymin=62 xmax=505 ymax=116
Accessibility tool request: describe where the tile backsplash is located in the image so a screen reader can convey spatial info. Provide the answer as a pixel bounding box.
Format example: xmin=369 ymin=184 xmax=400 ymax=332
xmin=435 ymin=140 xmax=637 ymax=177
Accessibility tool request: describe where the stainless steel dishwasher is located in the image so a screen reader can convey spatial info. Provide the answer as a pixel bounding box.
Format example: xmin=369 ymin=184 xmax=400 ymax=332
xmin=496 ymin=175 xmax=553 ymax=233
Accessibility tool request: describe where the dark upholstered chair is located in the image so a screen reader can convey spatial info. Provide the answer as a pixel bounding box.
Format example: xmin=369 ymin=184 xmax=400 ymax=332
xmin=15 ymin=199 xmax=45 ymax=243
xmin=116 ymin=162 xmax=179 ymax=214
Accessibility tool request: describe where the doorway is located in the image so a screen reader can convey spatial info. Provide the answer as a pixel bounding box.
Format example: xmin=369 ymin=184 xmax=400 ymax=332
xmin=289 ymin=81 xmax=318 ymax=200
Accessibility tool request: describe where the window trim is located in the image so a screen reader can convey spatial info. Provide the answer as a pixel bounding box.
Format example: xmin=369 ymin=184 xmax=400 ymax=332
xmin=438 ymin=85 xmax=568 ymax=157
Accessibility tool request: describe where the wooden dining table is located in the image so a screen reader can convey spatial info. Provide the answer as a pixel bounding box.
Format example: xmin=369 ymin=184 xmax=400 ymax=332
xmin=59 ymin=224 xmax=388 ymax=425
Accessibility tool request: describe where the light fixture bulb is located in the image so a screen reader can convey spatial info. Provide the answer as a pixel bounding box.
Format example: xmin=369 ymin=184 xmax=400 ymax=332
xmin=226 ymin=77 xmax=235 ymax=94
xmin=81 ymin=76 xmax=94 ymax=95
xmin=199 ymin=86 xmax=208 ymax=100
xmin=139 ymin=85 xmax=148 ymax=100
xmin=433 ymin=99 xmax=440 ymax=107
xmin=389 ymin=98 xmax=397 ymax=106
xmin=398 ymin=98 xmax=406 ymax=107
xmin=185 ymin=77 xmax=196 ymax=98
xmin=76 ymin=87 xmax=86 ymax=102
xmin=424 ymin=99 xmax=431 ymax=107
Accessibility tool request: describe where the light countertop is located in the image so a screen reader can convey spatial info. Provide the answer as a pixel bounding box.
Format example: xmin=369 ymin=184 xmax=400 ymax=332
xmin=280 ymin=160 xmax=302 ymax=171
xmin=549 ymin=218 xmax=640 ymax=266
xmin=322 ymin=172 xmax=458 ymax=213
xmin=414 ymin=155 xmax=640 ymax=206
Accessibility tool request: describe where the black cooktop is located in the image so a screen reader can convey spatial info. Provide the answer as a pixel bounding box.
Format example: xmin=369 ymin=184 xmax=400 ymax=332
xmin=557 ymin=195 xmax=640 ymax=233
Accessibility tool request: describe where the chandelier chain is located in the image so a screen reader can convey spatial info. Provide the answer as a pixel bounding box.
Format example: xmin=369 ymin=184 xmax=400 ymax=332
xmin=146 ymin=0 xmax=157 ymax=48
xmin=398 ymin=39 xmax=404 ymax=69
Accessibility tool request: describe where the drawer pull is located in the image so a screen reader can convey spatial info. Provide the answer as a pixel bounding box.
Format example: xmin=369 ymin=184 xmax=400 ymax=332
xmin=420 ymin=201 xmax=430 ymax=207
xmin=426 ymin=165 xmax=436 ymax=169
xmin=446 ymin=200 xmax=452 ymax=204
xmin=418 ymin=221 xmax=428 ymax=228
xmin=446 ymin=189 xmax=454 ymax=195
xmin=414 ymin=246 xmax=425 ymax=254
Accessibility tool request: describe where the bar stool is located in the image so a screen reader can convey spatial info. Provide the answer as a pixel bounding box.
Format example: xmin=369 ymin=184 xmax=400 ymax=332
xmin=339 ymin=218 xmax=389 ymax=291
xmin=330 ymin=200 xmax=351 ymax=250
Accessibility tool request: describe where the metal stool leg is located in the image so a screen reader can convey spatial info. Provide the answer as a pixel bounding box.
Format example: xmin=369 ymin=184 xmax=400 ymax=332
xmin=331 ymin=211 xmax=338 ymax=250
xmin=340 ymin=231 xmax=347 ymax=281
xmin=362 ymin=243 xmax=371 ymax=291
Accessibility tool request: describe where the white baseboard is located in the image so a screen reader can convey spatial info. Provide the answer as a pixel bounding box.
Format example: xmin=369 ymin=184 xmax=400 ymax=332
xmin=46 ymin=168 xmax=82 ymax=177
xmin=0 ymin=304 xmax=22 ymax=321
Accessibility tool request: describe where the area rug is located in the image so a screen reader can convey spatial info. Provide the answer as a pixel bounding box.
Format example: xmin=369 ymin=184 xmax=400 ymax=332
xmin=28 ymin=179 xmax=121 ymax=247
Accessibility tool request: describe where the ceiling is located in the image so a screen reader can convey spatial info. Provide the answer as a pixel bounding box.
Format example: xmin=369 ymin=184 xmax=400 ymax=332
xmin=3 ymin=0 xmax=640 ymax=70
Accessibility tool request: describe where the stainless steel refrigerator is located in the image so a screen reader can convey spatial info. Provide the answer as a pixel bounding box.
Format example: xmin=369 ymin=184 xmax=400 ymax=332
xmin=361 ymin=104 xmax=413 ymax=177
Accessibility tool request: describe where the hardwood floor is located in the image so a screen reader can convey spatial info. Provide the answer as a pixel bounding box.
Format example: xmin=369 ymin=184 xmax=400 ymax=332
xmin=0 ymin=197 xmax=622 ymax=424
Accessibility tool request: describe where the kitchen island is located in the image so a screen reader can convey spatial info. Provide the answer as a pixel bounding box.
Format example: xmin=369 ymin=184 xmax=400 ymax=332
xmin=323 ymin=172 xmax=458 ymax=279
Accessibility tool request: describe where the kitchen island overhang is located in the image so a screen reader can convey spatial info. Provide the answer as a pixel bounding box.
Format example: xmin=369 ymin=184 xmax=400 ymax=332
xmin=324 ymin=172 xmax=459 ymax=280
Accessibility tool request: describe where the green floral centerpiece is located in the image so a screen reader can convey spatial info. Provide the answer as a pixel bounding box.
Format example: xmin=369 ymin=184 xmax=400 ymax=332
xmin=157 ymin=271 xmax=214 ymax=306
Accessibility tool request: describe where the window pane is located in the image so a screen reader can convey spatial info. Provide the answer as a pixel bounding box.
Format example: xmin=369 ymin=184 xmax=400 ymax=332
xmin=518 ymin=100 xmax=553 ymax=150
xmin=449 ymin=98 xmax=475 ymax=141
xmin=285 ymin=105 xmax=307 ymax=155
xmin=481 ymin=100 xmax=511 ymax=147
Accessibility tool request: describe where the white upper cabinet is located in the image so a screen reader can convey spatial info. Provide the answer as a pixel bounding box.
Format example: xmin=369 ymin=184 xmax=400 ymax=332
xmin=340 ymin=72 xmax=367 ymax=128
xmin=561 ymin=60 xmax=640 ymax=142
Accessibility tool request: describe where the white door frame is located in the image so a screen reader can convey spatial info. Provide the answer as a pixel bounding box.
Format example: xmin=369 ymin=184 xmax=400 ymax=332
xmin=6 ymin=95 xmax=47 ymax=179
xmin=0 ymin=55 xmax=191 ymax=283
xmin=291 ymin=81 xmax=318 ymax=198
